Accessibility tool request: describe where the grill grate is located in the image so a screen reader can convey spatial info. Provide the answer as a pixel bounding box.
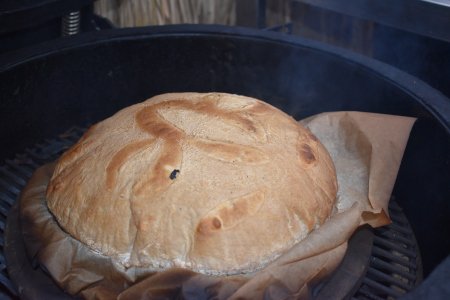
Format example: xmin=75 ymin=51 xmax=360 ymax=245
xmin=353 ymin=201 xmax=423 ymax=299
xmin=0 ymin=126 xmax=422 ymax=299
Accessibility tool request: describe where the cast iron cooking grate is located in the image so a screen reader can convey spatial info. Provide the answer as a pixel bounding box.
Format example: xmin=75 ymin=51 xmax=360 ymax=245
xmin=0 ymin=126 xmax=422 ymax=299
xmin=351 ymin=201 xmax=423 ymax=300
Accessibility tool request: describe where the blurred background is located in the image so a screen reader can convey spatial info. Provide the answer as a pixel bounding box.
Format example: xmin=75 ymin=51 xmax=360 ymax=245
xmin=92 ymin=0 xmax=450 ymax=100
xmin=98 ymin=0 xmax=450 ymax=100
xmin=2 ymin=0 xmax=449 ymax=99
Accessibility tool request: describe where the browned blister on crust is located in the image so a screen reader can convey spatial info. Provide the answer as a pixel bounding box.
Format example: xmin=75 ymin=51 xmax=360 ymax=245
xmin=196 ymin=190 xmax=266 ymax=236
xmin=46 ymin=92 xmax=337 ymax=275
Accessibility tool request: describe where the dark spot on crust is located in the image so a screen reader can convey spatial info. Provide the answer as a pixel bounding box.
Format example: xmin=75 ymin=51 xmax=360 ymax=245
xmin=169 ymin=169 xmax=180 ymax=180
xmin=212 ymin=217 xmax=222 ymax=229
xmin=299 ymin=143 xmax=316 ymax=164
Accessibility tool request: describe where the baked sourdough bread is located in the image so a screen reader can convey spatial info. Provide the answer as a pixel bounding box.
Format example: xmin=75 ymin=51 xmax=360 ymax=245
xmin=46 ymin=93 xmax=337 ymax=275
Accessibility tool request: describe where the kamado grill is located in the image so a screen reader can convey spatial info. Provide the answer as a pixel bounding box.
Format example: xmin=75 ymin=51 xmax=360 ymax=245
xmin=1 ymin=5 xmax=450 ymax=300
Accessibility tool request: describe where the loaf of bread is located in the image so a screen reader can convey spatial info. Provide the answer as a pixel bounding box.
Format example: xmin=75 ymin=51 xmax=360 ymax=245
xmin=46 ymin=93 xmax=337 ymax=275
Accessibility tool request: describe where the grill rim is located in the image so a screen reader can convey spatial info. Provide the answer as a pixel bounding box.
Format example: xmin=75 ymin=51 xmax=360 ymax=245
xmin=0 ymin=25 xmax=449 ymax=134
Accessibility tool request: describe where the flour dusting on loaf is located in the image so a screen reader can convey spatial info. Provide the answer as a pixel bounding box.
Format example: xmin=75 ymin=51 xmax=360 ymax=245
xmin=46 ymin=92 xmax=337 ymax=275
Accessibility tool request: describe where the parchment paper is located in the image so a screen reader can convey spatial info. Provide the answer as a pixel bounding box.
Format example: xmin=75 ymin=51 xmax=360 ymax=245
xmin=18 ymin=111 xmax=416 ymax=299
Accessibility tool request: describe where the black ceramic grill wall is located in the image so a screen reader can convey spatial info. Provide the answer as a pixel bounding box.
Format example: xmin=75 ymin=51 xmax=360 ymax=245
xmin=0 ymin=25 xmax=449 ymax=277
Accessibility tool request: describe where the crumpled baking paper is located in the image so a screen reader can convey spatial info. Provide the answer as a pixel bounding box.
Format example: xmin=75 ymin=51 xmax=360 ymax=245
xmin=18 ymin=111 xmax=416 ymax=299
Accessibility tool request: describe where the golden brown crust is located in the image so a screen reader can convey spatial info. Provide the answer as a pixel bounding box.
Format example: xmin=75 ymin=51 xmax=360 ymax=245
xmin=46 ymin=92 xmax=337 ymax=275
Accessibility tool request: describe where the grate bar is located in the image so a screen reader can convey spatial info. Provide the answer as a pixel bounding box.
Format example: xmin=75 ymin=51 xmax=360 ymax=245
xmin=371 ymin=246 xmax=416 ymax=269
xmin=362 ymin=277 xmax=403 ymax=298
xmin=388 ymin=216 xmax=405 ymax=226
xmin=9 ymin=156 xmax=40 ymax=170
xmin=366 ymin=267 xmax=411 ymax=291
xmin=0 ymin=167 xmax=27 ymax=187
xmin=0 ymin=197 xmax=12 ymax=208
xmin=5 ymin=160 xmax=34 ymax=178
xmin=0 ymin=192 xmax=16 ymax=206
xmin=39 ymin=139 xmax=73 ymax=157
xmin=376 ymin=229 xmax=415 ymax=246
xmin=0 ymin=204 xmax=9 ymax=219
xmin=386 ymin=223 xmax=412 ymax=235
xmin=24 ymin=148 xmax=51 ymax=163
xmin=373 ymin=236 xmax=417 ymax=258
xmin=388 ymin=216 xmax=411 ymax=229
xmin=356 ymin=285 xmax=387 ymax=300
xmin=370 ymin=257 xmax=416 ymax=281
xmin=0 ymin=179 xmax=20 ymax=197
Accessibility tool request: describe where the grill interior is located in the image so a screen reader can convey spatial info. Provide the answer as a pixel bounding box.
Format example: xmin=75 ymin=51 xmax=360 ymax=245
xmin=0 ymin=125 xmax=422 ymax=299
